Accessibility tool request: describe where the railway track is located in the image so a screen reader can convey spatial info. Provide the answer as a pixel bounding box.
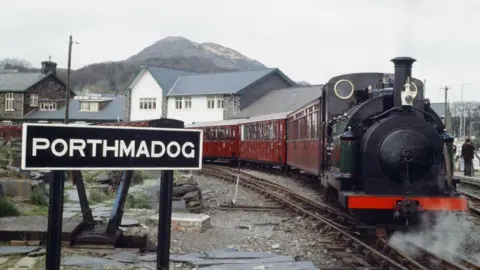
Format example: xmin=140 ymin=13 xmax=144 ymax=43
xmin=456 ymin=176 xmax=480 ymax=217
xmin=200 ymin=164 xmax=480 ymax=270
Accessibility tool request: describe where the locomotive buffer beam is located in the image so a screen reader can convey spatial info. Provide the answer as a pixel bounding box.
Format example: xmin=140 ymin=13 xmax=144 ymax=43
xmin=393 ymin=194 xmax=421 ymax=221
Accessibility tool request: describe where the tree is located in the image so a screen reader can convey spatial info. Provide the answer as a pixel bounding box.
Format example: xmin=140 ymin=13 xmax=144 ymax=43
xmin=450 ymin=101 xmax=480 ymax=138
xmin=0 ymin=58 xmax=33 ymax=71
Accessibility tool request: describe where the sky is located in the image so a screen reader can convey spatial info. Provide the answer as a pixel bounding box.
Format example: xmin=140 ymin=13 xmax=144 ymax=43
xmin=1 ymin=0 xmax=479 ymax=103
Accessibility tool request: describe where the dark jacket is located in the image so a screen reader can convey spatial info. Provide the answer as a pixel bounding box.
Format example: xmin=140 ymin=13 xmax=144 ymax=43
xmin=462 ymin=142 xmax=475 ymax=160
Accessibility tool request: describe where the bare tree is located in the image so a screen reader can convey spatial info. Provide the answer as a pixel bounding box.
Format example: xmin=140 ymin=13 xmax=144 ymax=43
xmin=0 ymin=58 xmax=33 ymax=71
xmin=449 ymin=101 xmax=480 ymax=138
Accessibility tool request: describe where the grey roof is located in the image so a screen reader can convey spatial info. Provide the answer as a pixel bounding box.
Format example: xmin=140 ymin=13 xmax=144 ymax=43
xmin=25 ymin=95 xmax=125 ymax=121
xmin=167 ymin=69 xmax=283 ymax=96
xmin=234 ymin=85 xmax=325 ymax=118
xmin=431 ymin=102 xmax=448 ymax=118
xmin=0 ymin=72 xmax=46 ymax=92
xmin=143 ymin=66 xmax=197 ymax=95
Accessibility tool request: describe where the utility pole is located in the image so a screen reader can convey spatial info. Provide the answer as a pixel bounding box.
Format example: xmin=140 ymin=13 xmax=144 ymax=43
xmin=440 ymin=86 xmax=450 ymax=133
xmin=65 ymin=35 xmax=73 ymax=124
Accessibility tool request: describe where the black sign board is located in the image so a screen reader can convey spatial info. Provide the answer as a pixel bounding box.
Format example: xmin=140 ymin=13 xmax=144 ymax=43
xmin=21 ymin=123 xmax=203 ymax=170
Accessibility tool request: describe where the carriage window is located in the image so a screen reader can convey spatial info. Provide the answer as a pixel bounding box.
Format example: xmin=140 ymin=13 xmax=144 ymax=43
xmin=280 ymin=122 xmax=283 ymax=140
xmin=218 ymin=127 xmax=225 ymax=140
xmin=205 ymin=128 xmax=211 ymax=141
xmin=269 ymin=123 xmax=273 ymax=140
xmin=273 ymin=122 xmax=277 ymax=141
xmin=233 ymin=128 xmax=236 ymax=140
xmin=307 ymin=114 xmax=311 ymax=139
xmin=225 ymin=127 xmax=230 ymax=140
xmin=312 ymin=113 xmax=317 ymax=139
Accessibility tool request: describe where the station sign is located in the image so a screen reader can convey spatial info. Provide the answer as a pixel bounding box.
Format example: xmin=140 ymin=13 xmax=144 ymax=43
xmin=21 ymin=123 xmax=203 ymax=170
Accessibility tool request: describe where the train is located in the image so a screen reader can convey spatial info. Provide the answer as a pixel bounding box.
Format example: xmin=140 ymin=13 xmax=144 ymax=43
xmin=186 ymin=57 xmax=468 ymax=229
xmin=0 ymin=56 xmax=468 ymax=230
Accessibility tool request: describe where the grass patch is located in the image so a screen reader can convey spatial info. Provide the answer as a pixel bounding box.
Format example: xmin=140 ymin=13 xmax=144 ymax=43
xmin=88 ymin=189 xmax=110 ymax=204
xmin=125 ymin=192 xmax=151 ymax=209
xmin=29 ymin=186 xmax=48 ymax=206
xmin=0 ymin=254 xmax=23 ymax=270
xmin=0 ymin=198 xmax=20 ymax=217
xmin=22 ymin=204 xmax=48 ymax=216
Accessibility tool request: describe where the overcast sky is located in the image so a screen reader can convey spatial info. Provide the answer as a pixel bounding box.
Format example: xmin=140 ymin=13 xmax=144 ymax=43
xmin=1 ymin=0 xmax=479 ymax=102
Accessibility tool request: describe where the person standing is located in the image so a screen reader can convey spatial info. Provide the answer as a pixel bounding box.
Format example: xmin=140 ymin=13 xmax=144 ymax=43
xmin=462 ymin=138 xmax=475 ymax=176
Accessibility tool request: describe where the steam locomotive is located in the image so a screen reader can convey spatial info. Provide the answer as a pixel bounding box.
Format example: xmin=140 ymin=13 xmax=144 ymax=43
xmin=322 ymin=57 xmax=467 ymax=228
xmin=188 ymin=57 xmax=468 ymax=229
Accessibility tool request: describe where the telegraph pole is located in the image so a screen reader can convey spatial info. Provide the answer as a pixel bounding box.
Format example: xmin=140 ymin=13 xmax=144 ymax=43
xmin=440 ymin=86 xmax=450 ymax=133
xmin=65 ymin=35 xmax=73 ymax=124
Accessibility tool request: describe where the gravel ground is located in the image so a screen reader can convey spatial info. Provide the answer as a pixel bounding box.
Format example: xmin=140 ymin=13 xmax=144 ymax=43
xmin=241 ymin=169 xmax=325 ymax=203
xmin=125 ymin=174 xmax=342 ymax=269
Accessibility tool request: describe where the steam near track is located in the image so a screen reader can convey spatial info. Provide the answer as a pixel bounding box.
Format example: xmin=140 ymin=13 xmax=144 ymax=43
xmin=389 ymin=211 xmax=480 ymax=265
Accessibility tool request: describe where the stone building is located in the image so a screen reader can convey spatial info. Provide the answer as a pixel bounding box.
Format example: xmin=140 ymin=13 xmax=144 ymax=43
xmin=0 ymin=60 xmax=74 ymax=124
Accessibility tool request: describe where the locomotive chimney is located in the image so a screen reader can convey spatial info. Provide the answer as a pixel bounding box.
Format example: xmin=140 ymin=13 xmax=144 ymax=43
xmin=391 ymin=57 xmax=416 ymax=107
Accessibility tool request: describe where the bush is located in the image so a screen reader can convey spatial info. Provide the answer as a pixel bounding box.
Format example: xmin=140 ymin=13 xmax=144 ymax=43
xmin=30 ymin=186 xmax=48 ymax=206
xmin=0 ymin=198 xmax=20 ymax=217
xmin=125 ymin=192 xmax=151 ymax=209
xmin=131 ymin=171 xmax=147 ymax=185
xmin=89 ymin=189 xmax=108 ymax=204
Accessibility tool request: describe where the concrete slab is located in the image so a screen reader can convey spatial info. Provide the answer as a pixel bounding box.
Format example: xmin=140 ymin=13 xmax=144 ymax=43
xmin=63 ymin=212 xmax=78 ymax=219
xmin=121 ymin=218 xmax=139 ymax=227
xmin=0 ymin=246 xmax=41 ymax=256
xmin=107 ymin=251 xmax=139 ymax=263
xmin=198 ymin=261 xmax=318 ymax=270
xmin=62 ymin=255 xmax=124 ymax=267
xmin=15 ymin=257 xmax=37 ymax=269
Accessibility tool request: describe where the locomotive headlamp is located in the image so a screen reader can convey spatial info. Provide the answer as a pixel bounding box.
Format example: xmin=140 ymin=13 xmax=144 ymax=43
xmin=401 ymin=77 xmax=418 ymax=106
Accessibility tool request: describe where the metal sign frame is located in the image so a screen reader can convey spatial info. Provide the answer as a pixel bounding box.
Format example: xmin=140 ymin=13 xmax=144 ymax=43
xmin=21 ymin=123 xmax=203 ymax=171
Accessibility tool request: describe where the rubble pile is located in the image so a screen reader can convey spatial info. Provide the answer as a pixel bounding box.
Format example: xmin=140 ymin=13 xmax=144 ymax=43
xmin=158 ymin=172 xmax=203 ymax=213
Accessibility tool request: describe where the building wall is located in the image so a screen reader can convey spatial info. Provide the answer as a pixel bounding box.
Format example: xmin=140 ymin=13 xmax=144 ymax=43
xmin=129 ymin=70 xmax=164 ymax=121
xmin=223 ymin=94 xmax=241 ymax=119
xmin=238 ymin=72 xmax=293 ymax=110
xmin=0 ymin=92 xmax=23 ymax=119
xmin=23 ymin=75 xmax=66 ymax=116
xmin=124 ymin=88 xmax=131 ymax=121
xmin=167 ymin=95 xmax=224 ymax=125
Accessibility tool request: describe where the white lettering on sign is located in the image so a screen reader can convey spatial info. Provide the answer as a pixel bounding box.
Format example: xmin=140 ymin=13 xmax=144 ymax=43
xmin=31 ymin=138 xmax=196 ymax=159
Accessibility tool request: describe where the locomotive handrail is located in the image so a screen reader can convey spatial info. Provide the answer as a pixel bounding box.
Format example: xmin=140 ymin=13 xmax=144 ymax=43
xmin=368 ymin=105 xmax=436 ymax=122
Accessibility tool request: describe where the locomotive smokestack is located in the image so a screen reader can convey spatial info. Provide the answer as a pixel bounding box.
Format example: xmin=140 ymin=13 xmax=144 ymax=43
xmin=391 ymin=57 xmax=416 ymax=107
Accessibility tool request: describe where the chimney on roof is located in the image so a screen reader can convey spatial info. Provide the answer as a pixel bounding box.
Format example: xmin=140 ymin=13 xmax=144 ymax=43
xmin=41 ymin=56 xmax=57 ymax=75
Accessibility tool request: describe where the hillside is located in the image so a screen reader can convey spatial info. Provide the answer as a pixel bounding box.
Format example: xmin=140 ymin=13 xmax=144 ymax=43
xmin=69 ymin=36 xmax=269 ymax=92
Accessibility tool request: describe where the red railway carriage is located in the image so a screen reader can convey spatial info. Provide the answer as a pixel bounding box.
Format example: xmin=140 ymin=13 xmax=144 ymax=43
xmin=186 ymin=119 xmax=242 ymax=162
xmin=286 ymin=97 xmax=325 ymax=176
xmin=239 ymin=112 xmax=288 ymax=167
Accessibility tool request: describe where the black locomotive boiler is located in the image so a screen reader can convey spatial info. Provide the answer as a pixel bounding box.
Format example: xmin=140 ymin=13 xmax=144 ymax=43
xmin=323 ymin=57 xmax=467 ymax=229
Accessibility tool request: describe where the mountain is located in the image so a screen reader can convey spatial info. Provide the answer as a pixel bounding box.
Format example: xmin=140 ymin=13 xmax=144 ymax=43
xmin=69 ymin=36 xmax=268 ymax=92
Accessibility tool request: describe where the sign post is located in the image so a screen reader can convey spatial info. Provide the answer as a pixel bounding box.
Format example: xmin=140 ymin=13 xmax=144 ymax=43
xmin=21 ymin=122 xmax=203 ymax=270
xmin=45 ymin=171 xmax=65 ymax=270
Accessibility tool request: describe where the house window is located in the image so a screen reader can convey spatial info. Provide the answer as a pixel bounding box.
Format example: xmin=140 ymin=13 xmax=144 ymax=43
xmin=207 ymin=97 xmax=215 ymax=109
xmin=30 ymin=93 xmax=38 ymax=107
xmin=175 ymin=97 xmax=182 ymax=109
xmin=184 ymin=97 xmax=192 ymax=109
xmin=80 ymin=102 xmax=99 ymax=112
xmin=217 ymin=98 xmax=224 ymax=109
xmin=40 ymin=102 xmax=56 ymax=111
xmin=139 ymin=98 xmax=156 ymax=110
xmin=5 ymin=93 xmax=14 ymax=111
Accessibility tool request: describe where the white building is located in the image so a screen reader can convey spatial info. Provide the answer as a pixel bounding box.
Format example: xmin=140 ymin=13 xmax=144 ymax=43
xmin=124 ymin=66 xmax=195 ymax=121
xmin=165 ymin=69 xmax=296 ymax=124
xmin=124 ymin=66 xmax=296 ymax=124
